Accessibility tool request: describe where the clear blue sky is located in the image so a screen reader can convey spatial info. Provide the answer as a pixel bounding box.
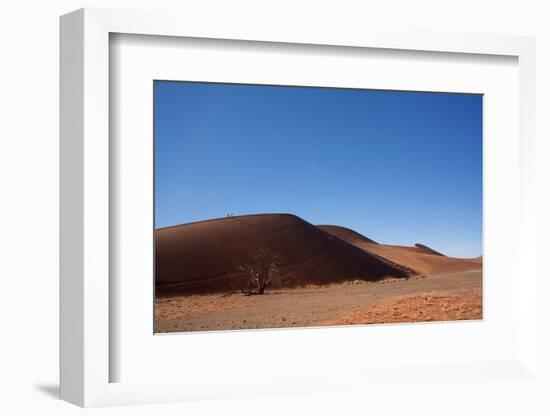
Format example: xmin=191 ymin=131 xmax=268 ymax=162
xmin=154 ymin=81 xmax=482 ymax=258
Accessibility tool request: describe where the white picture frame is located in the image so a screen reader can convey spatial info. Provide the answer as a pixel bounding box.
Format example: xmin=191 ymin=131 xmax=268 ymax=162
xmin=60 ymin=7 xmax=538 ymax=408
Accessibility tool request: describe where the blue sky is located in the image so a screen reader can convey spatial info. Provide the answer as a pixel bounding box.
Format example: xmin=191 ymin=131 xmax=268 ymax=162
xmin=154 ymin=81 xmax=482 ymax=258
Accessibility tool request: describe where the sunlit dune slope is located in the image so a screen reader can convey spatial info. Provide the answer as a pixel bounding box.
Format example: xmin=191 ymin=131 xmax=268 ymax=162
xmin=362 ymin=244 xmax=481 ymax=275
xmin=155 ymin=214 xmax=412 ymax=293
xmin=318 ymin=225 xmax=481 ymax=275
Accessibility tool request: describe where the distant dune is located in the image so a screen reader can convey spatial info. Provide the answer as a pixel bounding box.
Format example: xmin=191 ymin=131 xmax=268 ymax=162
xmin=155 ymin=214 xmax=412 ymax=294
xmin=318 ymin=224 xmax=481 ymax=276
xmin=360 ymin=244 xmax=481 ymax=275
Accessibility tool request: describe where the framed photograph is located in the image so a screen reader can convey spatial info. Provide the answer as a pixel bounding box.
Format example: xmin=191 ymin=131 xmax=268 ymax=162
xmin=60 ymin=8 xmax=538 ymax=408
xmin=152 ymin=81 xmax=484 ymax=334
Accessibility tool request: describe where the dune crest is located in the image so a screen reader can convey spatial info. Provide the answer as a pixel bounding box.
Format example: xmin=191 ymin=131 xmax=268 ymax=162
xmin=414 ymin=243 xmax=444 ymax=256
xmin=317 ymin=225 xmax=378 ymax=245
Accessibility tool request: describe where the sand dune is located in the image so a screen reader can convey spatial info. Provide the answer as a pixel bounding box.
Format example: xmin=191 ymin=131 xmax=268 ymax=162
xmin=155 ymin=214 xmax=412 ymax=294
xmin=414 ymin=243 xmax=444 ymax=256
xmin=318 ymin=224 xmax=481 ymax=275
xmin=317 ymin=225 xmax=378 ymax=245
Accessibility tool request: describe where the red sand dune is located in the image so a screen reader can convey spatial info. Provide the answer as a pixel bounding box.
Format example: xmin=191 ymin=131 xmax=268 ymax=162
xmin=360 ymin=244 xmax=481 ymax=275
xmin=317 ymin=225 xmax=378 ymax=245
xmin=414 ymin=243 xmax=444 ymax=256
xmin=319 ymin=225 xmax=481 ymax=276
xmin=155 ymin=214 xmax=412 ymax=294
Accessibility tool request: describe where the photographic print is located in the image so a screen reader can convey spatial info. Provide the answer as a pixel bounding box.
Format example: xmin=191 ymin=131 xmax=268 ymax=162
xmin=154 ymin=81 xmax=483 ymax=333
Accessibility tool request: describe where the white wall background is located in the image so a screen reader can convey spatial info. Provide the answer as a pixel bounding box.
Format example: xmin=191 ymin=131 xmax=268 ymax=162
xmin=0 ymin=1 xmax=548 ymax=415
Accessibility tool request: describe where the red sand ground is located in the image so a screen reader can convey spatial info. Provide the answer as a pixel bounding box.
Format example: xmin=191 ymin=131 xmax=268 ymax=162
xmin=324 ymin=289 xmax=482 ymax=326
xmin=155 ymin=270 xmax=482 ymax=332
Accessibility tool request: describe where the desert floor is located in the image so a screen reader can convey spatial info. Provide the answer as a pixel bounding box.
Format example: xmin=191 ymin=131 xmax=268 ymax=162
xmin=155 ymin=268 xmax=482 ymax=333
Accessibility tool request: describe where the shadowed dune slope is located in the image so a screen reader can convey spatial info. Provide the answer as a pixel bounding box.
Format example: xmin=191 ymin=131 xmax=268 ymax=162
xmin=155 ymin=214 xmax=412 ymax=294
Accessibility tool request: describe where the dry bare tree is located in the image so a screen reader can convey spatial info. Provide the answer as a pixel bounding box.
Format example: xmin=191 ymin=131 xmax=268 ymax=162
xmin=237 ymin=247 xmax=289 ymax=295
